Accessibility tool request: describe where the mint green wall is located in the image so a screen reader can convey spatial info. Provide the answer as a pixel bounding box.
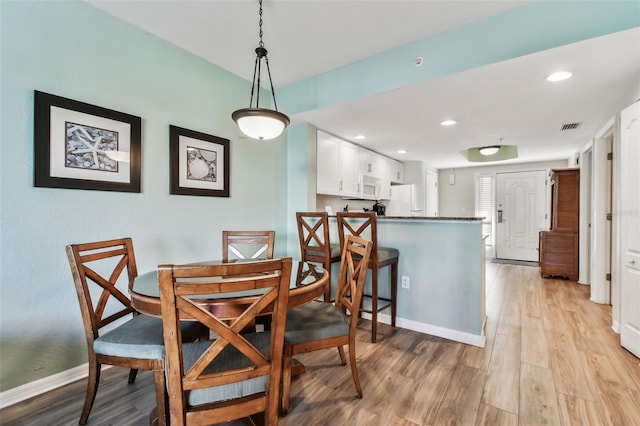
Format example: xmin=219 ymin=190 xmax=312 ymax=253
xmin=0 ymin=1 xmax=288 ymax=391
xmin=279 ymin=1 xmax=640 ymax=114
xmin=2 ymin=0 xmax=639 ymax=394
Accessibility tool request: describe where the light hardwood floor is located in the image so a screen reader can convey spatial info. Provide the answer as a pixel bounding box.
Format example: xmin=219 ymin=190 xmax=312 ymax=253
xmin=2 ymin=261 xmax=639 ymax=425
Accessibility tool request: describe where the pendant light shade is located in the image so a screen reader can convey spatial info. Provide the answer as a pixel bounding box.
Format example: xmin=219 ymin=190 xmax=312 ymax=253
xmin=232 ymin=0 xmax=289 ymax=140
xmin=232 ymin=108 xmax=289 ymax=141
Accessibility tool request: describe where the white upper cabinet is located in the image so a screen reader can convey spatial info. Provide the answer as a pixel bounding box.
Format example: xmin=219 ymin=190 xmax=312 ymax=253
xmin=316 ymin=130 xmax=361 ymax=198
xmin=316 ymin=129 xmax=397 ymax=199
xmin=316 ymin=131 xmax=341 ymax=196
xmin=358 ymin=148 xmax=373 ymax=175
xmin=391 ymin=159 xmax=405 ymax=184
xmin=378 ymin=156 xmax=394 ymax=200
xmin=340 ymin=140 xmax=360 ymax=198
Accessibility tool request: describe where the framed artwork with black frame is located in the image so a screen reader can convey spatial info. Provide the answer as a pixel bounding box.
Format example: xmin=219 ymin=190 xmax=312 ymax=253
xmin=169 ymin=125 xmax=230 ymax=197
xmin=34 ymin=90 xmax=142 ymax=192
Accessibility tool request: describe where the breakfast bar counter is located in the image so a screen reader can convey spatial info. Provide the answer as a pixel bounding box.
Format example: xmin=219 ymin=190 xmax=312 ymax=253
xmin=322 ymin=215 xmax=486 ymax=347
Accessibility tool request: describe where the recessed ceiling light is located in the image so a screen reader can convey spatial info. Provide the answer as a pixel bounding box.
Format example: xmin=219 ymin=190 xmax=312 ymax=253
xmin=546 ymin=71 xmax=573 ymax=82
xmin=397 ymin=149 xmax=407 ymax=154
xmin=354 ymin=134 xmax=366 ymax=140
xmin=440 ymin=119 xmax=457 ymax=126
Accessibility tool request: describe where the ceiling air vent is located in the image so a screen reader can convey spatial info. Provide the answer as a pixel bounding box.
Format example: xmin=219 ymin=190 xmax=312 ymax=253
xmin=561 ymin=122 xmax=582 ymax=131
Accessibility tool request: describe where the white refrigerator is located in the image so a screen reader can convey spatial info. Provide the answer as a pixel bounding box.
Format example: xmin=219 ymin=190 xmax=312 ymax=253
xmin=386 ymin=184 xmax=425 ymax=217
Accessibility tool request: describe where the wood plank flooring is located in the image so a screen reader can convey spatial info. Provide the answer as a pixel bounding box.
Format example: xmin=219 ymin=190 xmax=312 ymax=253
xmin=2 ymin=261 xmax=639 ymax=425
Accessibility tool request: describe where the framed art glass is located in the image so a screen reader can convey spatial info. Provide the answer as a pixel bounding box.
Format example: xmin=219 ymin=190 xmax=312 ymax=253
xmin=169 ymin=125 xmax=230 ymax=197
xmin=34 ymin=91 xmax=141 ymax=192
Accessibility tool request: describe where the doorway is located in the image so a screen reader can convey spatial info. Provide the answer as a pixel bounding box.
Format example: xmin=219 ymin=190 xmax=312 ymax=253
xmin=495 ymin=170 xmax=547 ymax=262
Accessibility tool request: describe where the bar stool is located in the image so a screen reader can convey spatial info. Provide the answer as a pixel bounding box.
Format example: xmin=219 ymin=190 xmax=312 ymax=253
xmin=336 ymin=211 xmax=399 ymax=343
xmin=296 ymin=212 xmax=341 ymax=302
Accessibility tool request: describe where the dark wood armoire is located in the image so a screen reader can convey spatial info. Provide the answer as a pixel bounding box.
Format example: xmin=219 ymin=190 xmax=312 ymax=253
xmin=539 ymin=168 xmax=580 ymax=280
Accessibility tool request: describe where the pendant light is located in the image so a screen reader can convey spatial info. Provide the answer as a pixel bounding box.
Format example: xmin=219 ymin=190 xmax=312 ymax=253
xmin=232 ymin=0 xmax=289 ymax=140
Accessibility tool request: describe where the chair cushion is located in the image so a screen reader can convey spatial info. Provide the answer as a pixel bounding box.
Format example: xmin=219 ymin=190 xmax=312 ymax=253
xmin=377 ymin=247 xmax=399 ymax=263
xmin=284 ymin=301 xmax=349 ymax=344
xmin=181 ymin=332 xmax=271 ymax=407
xmin=94 ymin=315 xmax=204 ymax=360
xmin=305 ymin=243 xmax=342 ymax=260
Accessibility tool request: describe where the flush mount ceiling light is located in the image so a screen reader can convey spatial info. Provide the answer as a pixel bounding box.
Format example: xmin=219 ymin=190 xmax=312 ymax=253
xmin=546 ymin=71 xmax=573 ymax=82
xmin=461 ymin=138 xmax=518 ymax=162
xmin=397 ymin=149 xmax=408 ymax=154
xmin=354 ymin=134 xmax=366 ymax=140
xmin=478 ymin=145 xmax=500 ymax=156
xmin=440 ymin=119 xmax=457 ymax=126
xmin=231 ymin=0 xmax=289 ymax=140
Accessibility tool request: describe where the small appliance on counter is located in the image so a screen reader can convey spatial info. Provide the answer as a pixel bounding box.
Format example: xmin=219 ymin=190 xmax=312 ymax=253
xmin=372 ymin=201 xmax=386 ymax=216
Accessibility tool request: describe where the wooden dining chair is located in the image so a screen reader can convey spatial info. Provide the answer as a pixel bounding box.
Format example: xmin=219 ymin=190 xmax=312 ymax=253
xmin=222 ymin=230 xmax=276 ymax=331
xmin=296 ymin=212 xmax=341 ymax=302
xmin=281 ymin=235 xmax=373 ymax=415
xmin=65 ymin=238 xmax=205 ymax=425
xmin=337 ymin=211 xmax=399 ymax=343
xmin=222 ymin=230 xmax=275 ymax=262
xmin=158 ymin=258 xmax=292 ymax=426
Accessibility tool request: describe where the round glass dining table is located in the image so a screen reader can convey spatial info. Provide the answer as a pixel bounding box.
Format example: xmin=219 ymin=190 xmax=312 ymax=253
xmin=130 ymin=258 xmax=328 ymax=319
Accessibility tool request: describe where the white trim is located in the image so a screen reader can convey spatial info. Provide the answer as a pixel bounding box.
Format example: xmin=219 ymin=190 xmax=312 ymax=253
xmin=612 ymin=319 xmax=621 ymax=334
xmin=0 ymin=363 xmax=111 ymax=409
xmin=594 ymin=116 xmax=615 ymax=139
xmin=2 ymin=314 xmax=487 ymax=409
xmin=361 ymin=313 xmax=485 ymax=348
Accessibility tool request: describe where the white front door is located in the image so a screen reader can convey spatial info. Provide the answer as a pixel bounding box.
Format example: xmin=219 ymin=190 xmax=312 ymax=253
xmin=620 ymin=101 xmax=640 ymax=358
xmin=495 ymin=171 xmax=547 ymax=261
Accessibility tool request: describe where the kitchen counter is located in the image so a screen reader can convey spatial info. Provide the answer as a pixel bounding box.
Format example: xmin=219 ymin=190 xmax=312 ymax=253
xmin=330 ymin=215 xmax=483 ymax=222
xmin=378 ymin=216 xmax=483 ymax=221
xmin=319 ymin=216 xmax=486 ymax=347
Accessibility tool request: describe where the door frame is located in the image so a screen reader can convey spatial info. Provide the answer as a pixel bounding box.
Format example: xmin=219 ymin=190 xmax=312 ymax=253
xmin=591 ymin=128 xmax=613 ymax=305
xmin=583 ymin=115 xmax=621 ymax=328
xmin=578 ymin=146 xmax=592 ymax=286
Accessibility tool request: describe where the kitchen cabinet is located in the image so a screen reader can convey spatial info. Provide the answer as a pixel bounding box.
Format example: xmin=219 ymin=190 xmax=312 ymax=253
xmin=539 ymin=168 xmax=580 ymax=280
xmin=391 ymin=160 xmax=404 ymax=184
xmin=378 ymin=157 xmax=392 ymax=200
xmin=340 ymin=140 xmax=360 ymax=198
xmin=316 ymin=131 xmax=341 ymax=196
xmin=316 ymin=129 xmax=399 ymax=200
xmin=361 ymin=150 xmax=392 ymax=199
xmin=358 ymin=148 xmax=373 ymax=175
xmin=316 ymin=130 xmax=360 ymax=198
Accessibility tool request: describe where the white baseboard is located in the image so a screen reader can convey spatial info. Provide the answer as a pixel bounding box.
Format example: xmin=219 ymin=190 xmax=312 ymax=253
xmin=361 ymin=312 xmax=486 ymax=347
xmin=0 ymin=363 xmax=111 ymax=410
xmin=2 ymin=316 xmax=485 ymax=409
xmin=612 ymin=320 xmax=621 ymax=334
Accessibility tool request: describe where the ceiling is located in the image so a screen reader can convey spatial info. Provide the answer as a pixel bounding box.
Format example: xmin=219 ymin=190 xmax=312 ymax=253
xmin=87 ymin=0 xmax=640 ymax=169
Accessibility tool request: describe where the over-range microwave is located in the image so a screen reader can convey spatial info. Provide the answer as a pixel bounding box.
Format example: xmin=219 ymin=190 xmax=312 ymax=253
xmin=359 ymin=174 xmax=381 ymax=200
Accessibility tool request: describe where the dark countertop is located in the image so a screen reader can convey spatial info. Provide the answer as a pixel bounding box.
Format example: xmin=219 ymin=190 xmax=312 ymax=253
xmin=329 ymin=215 xmax=482 ymax=222
xmin=379 ymin=216 xmax=483 ymax=221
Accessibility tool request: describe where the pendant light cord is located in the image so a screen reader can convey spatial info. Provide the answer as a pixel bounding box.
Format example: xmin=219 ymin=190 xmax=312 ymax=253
xmin=248 ymin=0 xmax=279 ymax=111
xmin=258 ymin=0 xmax=264 ymax=48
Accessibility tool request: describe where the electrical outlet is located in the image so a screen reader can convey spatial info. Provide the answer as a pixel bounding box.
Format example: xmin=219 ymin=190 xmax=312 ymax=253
xmin=401 ymin=275 xmax=410 ymax=289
